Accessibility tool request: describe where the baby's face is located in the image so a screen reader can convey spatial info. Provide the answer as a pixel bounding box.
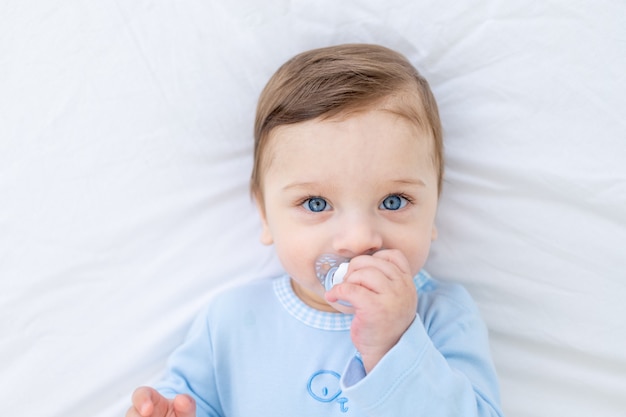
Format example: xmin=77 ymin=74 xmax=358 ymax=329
xmin=257 ymin=109 xmax=439 ymax=312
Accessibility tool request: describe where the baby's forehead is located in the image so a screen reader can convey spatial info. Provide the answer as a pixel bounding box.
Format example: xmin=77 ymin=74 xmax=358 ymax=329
xmin=266 ymin=109 xmax=436 ymax=163
xmin=262 ymin=112 xmax=439 ymax=194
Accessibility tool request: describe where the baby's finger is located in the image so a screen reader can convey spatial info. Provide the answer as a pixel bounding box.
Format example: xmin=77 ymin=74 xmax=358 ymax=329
xmin=173 ymin=394 xmax=196 ymax=417
xmin=131 ymin=387 xmax=154 ymax=416
xmin=326 ymin=280 xmax=377 ymax=310
xmin=348 ymin=250 xmax=409 ymax=282
xmin=131 ymin=387 xmax=168 ymax=417
xmin=343 ymin=267 xmax=387 ymax=293
xmin=370 ymin=249 xmax=412 ymax=276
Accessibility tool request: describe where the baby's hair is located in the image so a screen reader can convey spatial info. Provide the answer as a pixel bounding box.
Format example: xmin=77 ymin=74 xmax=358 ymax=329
xmin=251 ymin=43 xmax=443 ymax=199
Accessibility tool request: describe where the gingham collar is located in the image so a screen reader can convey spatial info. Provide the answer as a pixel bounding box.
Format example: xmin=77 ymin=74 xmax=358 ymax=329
xmin=273 ymin=275 xmax=353 ymax=331
xmin=272 ymin=270 xmax=431 ymax=331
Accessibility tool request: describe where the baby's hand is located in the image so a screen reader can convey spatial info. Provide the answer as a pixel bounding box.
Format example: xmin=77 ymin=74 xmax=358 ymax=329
xmin=126 ymin=387 xmax=195 ymax=417
xmin=325 ymin=249 xmax=417 ymax=373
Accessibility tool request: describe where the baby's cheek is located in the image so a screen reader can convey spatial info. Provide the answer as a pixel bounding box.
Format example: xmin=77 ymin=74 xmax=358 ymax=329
xmin=276 ymin=247 xmax=312 ymax=280
xmin=407 ymin=246 xmax=431 ymax=276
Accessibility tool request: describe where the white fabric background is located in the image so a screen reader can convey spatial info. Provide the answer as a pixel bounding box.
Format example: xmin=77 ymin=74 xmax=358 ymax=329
xmin=1 ymin=1 xmax=625 ymax=416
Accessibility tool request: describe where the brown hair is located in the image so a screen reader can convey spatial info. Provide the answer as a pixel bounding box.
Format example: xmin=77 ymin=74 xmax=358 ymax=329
xmin=251 ymin=43 xmax=443 ymax=200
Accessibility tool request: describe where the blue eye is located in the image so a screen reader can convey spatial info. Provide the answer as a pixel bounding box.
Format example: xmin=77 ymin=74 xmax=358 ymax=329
xmin=304 ymin=197 xmax=329 ymax=212
xmin=380 ymin=194 xmax=408 ymax=210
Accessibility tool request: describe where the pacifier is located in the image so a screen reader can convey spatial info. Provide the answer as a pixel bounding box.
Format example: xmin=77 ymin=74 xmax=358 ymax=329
xmin=315 ymin=254 xmax=351 ymax=292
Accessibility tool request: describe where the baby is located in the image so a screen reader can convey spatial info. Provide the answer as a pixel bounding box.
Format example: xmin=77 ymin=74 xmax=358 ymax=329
xmin=127 ymin=43 xmax=502 ymax=417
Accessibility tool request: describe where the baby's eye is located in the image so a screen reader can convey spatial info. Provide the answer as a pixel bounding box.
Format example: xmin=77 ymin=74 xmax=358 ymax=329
xmin=380 ymin=194 xmax=408 ymax=210
xmin=303 ymin=197 xmax=329 ymax=212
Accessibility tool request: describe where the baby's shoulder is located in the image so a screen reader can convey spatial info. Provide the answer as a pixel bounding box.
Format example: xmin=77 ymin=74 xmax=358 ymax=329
xmin=196 ymin=276 xmax=279 ymax=326
xmin=415 ymin=270 xmax=481 ymax=318
xmin=208 ymin=276 xmax=274 ymax=306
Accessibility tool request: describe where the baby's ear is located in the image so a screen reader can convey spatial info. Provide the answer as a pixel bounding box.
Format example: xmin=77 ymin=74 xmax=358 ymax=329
xmin=431 ymin=225 xmax=438 ymax=241
xmin=253 ymin=193 xmax=274 ymax=246
xmin=259 ymin=218 xmax=273 ymax=245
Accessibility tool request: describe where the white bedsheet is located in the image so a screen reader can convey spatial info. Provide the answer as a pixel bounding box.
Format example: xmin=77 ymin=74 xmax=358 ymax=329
xmin=1 ymin=1 xmax=625 ymax=416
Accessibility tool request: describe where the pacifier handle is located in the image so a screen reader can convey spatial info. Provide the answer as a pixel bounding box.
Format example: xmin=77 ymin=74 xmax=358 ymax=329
xmin=315 ymin=254 xmax=352 ymax=306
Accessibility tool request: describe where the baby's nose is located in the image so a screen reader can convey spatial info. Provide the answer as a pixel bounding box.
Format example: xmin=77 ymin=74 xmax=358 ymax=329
xmin=331 ymin=213 xmax=383 ymax=258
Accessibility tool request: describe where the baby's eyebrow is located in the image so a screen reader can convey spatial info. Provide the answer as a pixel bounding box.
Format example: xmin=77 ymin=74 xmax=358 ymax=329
xmin=281 ymin=181 xmax=319 ymax=191
xmin=281 ymin=178 xmax=427 ymax=192
xmin=390 ymin=178 xmax=427 ymax=187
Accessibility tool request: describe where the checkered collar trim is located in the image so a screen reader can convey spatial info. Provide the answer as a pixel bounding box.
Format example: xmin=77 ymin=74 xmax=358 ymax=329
xmin=272 ymin=270 xmax=431 ymax=331
xmin=273 ymin=275 xmax=353 ymax=331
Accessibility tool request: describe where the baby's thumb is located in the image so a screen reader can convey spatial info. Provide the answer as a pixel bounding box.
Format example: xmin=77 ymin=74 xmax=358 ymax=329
xmin=173 ymin=394 xmax=196 ymax=417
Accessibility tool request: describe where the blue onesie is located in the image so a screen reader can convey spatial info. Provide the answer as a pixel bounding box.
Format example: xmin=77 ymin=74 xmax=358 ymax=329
xmin=154 ymin=271 xmax=503 ymax=416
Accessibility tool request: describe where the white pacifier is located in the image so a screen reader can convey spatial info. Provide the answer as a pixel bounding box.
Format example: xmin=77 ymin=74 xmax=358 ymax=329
xmin=315 ymin=253 xmax=350 ymax=293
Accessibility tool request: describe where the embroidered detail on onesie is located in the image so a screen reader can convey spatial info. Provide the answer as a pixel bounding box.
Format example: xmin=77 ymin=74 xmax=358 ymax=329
xmin=307 ymin=370 xmax=349 ymax=413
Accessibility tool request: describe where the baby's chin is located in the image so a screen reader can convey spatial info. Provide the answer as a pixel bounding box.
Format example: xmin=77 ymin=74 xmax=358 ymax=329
xmin=290 ymin=278 xmax=338 ymax=312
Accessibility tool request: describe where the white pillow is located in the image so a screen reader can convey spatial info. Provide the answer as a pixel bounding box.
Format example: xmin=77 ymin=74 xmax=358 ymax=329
xmin=1 ymin=2 xmax=624 ymax=416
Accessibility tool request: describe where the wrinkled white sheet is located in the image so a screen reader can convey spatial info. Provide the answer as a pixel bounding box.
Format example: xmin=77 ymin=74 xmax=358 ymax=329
xmin=1 ymin=1 xmax=625 ymax=416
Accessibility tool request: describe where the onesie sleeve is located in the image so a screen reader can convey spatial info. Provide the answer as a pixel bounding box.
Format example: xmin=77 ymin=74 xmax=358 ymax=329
xmin=153 ymin=306 xmax=223 ymax=417
xmin=340 ymin=280 xmax=503 ymax=417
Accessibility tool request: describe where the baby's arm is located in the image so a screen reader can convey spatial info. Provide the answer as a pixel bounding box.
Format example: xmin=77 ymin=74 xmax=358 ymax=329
xmin=126 ymin=386 xmax=195 ymax=417
xmin=335 ymin=269 xmax=502 ymax=416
